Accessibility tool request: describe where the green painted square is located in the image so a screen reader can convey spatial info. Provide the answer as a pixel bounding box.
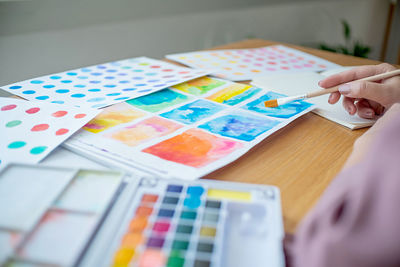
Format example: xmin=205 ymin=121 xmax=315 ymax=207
xmin=176 ymin=224 xmax=193 ymax=234
xmin=126 ymin=89 xmax=191 ymax=113
xmin=172 ymin=240 xmax=189 ymax=250
xmin=167 ymin=251 xmax=185 ymax=267
xmin=180 ymin=211 xmax=197 ymax=220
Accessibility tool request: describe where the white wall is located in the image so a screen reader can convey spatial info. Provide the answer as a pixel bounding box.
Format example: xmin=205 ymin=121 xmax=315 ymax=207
xmin=0 ymin=0 xmax=391 ymax=88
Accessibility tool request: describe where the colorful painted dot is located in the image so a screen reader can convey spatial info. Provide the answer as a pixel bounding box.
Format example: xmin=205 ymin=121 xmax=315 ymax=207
xmin=91 ymin=72 xmax=102 ymax=76
xmin=1 ymin=104 xmax=17 ymax=111
xmin=88 ymin=89 xmax=101 ymax=92
xmin=90 ymin=80 xmax=100 ymax=84
xmin=78 ymin=76 xmax=88 ymax=79
xmin=114 ymin=97 xmax=130 ymax=100
xmin=43 ymin=85 xmax=55 ymax=89
xmin=23 ymin=90 xmax=36 ymax=94
xmin=71 ymin=94 xmax=85 ymax=98
xmin=97 ymin=65 xmax=107 ymax=69
xmin=25 ymin=107 xmax=40 ymax=114
xmin=56 ymin=128 xmax=69 ymax=135
xmin=52 ymin=110 xmax=68 ymax=117
xmin=66 ymin=72 xmax=77 ymax=76
xmin=30 ymin=80 xmax=43 ymax=84
xmin=56 ymin=89 xmax=69 ymax=94
xmin=119 ymin=80 xmax=129 ymax=84
xmin=35 ymin=96 xmax=49 ymax=100
xmin=61 ymin=80 xmax=72 ymax=83
xmin=91 ymin=104 xmax=104 ymax=108
xmin=31 ymin=124 xmax=49 ymax=132
xmin=87 ymin=97 xmax=106 ymax=102
xmin=106 ymin=69 xmax=117 ymax=73
xmin=50 ymin=75 xmax=62 ymax=79
xmin=145 ymin=73 xmax=157 ymax=76
xmin=105 ymin=76 xmax=115 ymax=79
xmin=30 ymin=146 xmax=47 ymax=155
xmin=104 ymin=84 xmax=116 ymax=88
xmin=8 ymin=141 xmax=26 ymax=149
xmin=123 ymin=88 xmax=136 ymax=91
xmin=6 ymin=120 xmax=21 ymax=128
xmin=133 ymin=69 xmax=144 ymax=72
xmin=74 ymin=84 xmax=86 ymax=88
xmin=75 ymin=113 xmax=86 ymax=119
xmin=81 ymin=68 xmax=91 ymax=72
xmin=106 ymin=93 xmax=121 ymax=96
xmin=51 ymin=101 xmax=65 ymax=104
xmin=9 ymin=85 xmax=22 ymax=89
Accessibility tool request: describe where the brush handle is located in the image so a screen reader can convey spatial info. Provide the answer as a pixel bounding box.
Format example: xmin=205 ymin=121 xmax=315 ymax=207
xmin=306 ymin=68 xmax=400 ymax=98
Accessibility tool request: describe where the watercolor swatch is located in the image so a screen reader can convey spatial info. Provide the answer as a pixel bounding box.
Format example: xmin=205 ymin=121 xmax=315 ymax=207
xmin=105 ymin=117 xmax=182 ymax=147
xmin=126 ymin=89 xmax=191 ymax=113
xmin=160 ymin=99 xmax=225 ymax=124
xmin=171 ymin=76 xmax=226 ymax=95
xmin=83 ymin=102 xmax=145 ymax=133
xmin=3 ymin=57 xmax=211 ymax=109
xmin=143 ymin=129 xmax=242 ymax=168
xmin=0 ymin=97 xmax=100 ymax=166
xmin=207 ymin=84 xmax=262 ymax=106
xmin=198 ymin=112 xmax=280 ymax=141
xmin=167 ymin=45 xmax=339 ymax=81
xmin=242 ymin=91 xmax=313 ymax=119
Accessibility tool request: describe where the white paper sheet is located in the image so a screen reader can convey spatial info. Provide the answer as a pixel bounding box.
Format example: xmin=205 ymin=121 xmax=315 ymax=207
xmin=166 ymin=45 xmax=339 ymax=81
xmin=66 ymin=76 xmax=315 ymax=180
xmin=0 ymin=97 xmax=100 ymax=167
xmin=2 ymin=57 xmax=212 ymax=109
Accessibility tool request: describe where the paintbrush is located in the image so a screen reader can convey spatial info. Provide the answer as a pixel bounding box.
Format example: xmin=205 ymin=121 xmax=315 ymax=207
xmin=264 ymin=69 xmax=400 ymax=108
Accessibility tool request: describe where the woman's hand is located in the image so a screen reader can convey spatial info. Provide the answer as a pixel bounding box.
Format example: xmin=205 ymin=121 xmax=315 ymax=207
xmin=318 ymin=63 xmax=400 ymax=119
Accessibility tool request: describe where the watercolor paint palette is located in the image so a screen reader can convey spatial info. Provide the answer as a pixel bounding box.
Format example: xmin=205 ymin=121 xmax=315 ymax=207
xmin=0 ymin=164 xmax=284 ymax=267
xmin=166 ymin=45 xmax=340 ymax=81
xmin=0 ymin=97 xmax=100 ymax=168
xmin=2 ymin=57 xmax=212 ymax=109
xmin=0 ymin=163 xmax=124 ymax=267
xmin=66 ymin=76 xmax=314 ymax=180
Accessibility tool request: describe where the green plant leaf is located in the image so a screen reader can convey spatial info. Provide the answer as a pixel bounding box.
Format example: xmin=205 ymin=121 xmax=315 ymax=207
xmin=318 ymin=43 xmax=338 ymax=53
xmin=338 ymin=45 xmax=350 ymax=55
xmin=353 ymin=41 xmax=371 ymax=58
xmin=341 ymin=20 xmax=351 ymax=41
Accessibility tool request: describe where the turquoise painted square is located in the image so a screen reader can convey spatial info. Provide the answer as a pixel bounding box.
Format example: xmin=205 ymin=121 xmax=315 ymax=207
xmin=242 ymin=91 xmax=313 ymax=119
xmin=126 ymin=89 xmax=191 ymax=113
xmin=160 ymin=99 xmax=225 ymax=124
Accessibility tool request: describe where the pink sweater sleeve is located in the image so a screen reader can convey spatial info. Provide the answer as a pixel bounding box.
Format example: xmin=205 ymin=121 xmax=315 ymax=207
xmin=286 ymin=108 xmax=400 ymax=267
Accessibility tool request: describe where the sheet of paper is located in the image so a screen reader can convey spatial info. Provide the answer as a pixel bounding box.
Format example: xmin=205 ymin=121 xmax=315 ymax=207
xmin=251 ymin=72 xmax=374 ymax=129
xmin=66 ymin=76 xmax=315 ymax=180
xmin=167 ymin=45 xmax=340 ymax=81
xmin=0 ymin=97 xmax=100 ymax=167
xmin=0 ymin=164 xmax=74 ymax=231
xmin=2 ymin=57 xmax=212 ymax=109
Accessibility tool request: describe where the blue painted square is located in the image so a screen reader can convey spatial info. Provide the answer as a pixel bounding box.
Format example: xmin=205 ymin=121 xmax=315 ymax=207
xmin=198 ymin=112 xmax=280 ymax=141
xmin=242 ymin=91 xmax=313 ymax=119
xmin=160 ymin=99 xmax=225 ymax=124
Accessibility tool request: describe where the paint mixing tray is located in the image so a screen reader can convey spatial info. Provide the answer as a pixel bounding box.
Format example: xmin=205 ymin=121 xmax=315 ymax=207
xmin=0 ymin=164 xmax=284 ymax=267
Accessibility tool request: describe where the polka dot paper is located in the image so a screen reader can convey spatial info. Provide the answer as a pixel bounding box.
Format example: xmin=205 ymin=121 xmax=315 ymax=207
xmin=0 ymin=97 xmax=100 ymax=167
xmin=2 ymin=57 xmax=212 ymax=109
xmin=166 ymin=45 xmax=340 ymax=81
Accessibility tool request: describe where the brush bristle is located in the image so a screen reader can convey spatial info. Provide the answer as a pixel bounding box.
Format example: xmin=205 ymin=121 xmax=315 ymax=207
xmin=264 ymin=99 xmax=278 ymax=108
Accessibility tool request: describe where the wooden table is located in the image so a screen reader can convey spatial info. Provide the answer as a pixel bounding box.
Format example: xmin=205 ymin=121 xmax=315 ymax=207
xmin=180 ymin=39 xmax=381 ymax=233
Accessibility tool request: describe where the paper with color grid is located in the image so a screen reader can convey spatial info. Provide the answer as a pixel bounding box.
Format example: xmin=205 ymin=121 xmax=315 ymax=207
xmin=0 ymin=97 xmax=100 ymax=167
xmin=2 ymin=57 xmax=212 ymax=109
xmin=65 ymin=76 xmax=315 ymax=180
xmin=166 ymin=45 xmax=340 ymax=81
